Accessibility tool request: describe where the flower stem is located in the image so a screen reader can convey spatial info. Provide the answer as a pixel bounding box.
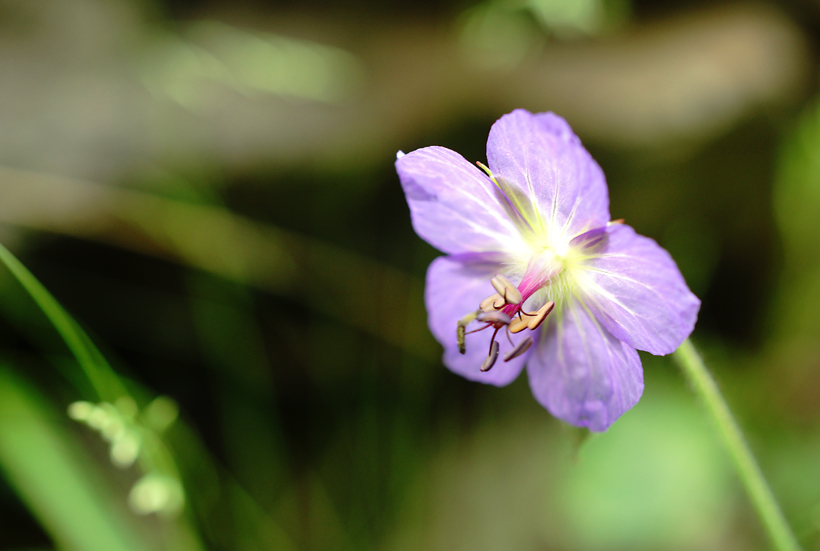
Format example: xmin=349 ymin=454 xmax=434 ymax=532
xmin=673 ymin=339 xmax=801 ymax=551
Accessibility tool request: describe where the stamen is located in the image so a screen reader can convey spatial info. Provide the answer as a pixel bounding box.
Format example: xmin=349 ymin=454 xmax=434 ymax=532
xmin=476 ymin=311 xmax=511 ymax=325
xmin=509 ymin=316 xmax=529 ymax=334
xmin=456 ymin=311 xmax=478 ymax=355
xmin=459 ymin=312 xmax=478 ymax=326
xmin=609 ymin=218 xmax=625 ymax=225
xmin=491 ymin=274 xmax=522 ymax=305
xmin=527 ymin=301 xmax=555 ymax=330
xmin=475 ymin=161 xmax=493 ymax=178
xmin=504 ymin=336 xmax=533 ymax=362
xmin=480 ymin=293 xmax=505 ymax=312
xmin=481 ymin=341 xmax=500 ymax=372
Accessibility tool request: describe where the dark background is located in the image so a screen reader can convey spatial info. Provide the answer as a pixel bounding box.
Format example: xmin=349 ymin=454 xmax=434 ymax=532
xmin=0 ymin=0 xmax=819 ymax=549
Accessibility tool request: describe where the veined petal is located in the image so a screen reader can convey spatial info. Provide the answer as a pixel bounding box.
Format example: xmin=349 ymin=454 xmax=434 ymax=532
xmin=426 ymin=255 xmax=530 ymax=386
xmin=527 ymin=297 xmax=643 ymax=432
xmin=486 ymin=110 xmax=610 ymax=243
xmin=396 ymin=146 xmax=525 ymax=255
xmin=573 ymin=224 xmax=700 ymax=355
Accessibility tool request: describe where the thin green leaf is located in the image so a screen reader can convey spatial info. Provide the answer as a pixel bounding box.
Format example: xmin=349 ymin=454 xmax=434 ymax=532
xmin=0 ymin=242 xmax=126 ymax=401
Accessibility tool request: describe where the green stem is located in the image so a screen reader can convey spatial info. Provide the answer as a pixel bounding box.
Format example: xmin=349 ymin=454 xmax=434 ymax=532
xmin=673 ymin=339 xmax=801 ymax=551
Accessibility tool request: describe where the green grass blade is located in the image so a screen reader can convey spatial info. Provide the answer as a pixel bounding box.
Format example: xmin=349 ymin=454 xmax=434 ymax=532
xmin=0 ymin=242 xmax=126 ymax=401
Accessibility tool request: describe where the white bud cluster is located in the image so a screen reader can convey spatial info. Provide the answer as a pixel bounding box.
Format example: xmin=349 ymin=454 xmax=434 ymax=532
xmin=68 ymin=395 xmax=185 ymax=517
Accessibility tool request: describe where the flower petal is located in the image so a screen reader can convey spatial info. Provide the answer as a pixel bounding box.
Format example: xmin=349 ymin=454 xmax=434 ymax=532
xmin=574 ymin=224 xmax=700 ymax=355
xmin=527 ymin=298 xmax=643 ymax=431
xmin=396 ymin=146 xmax=525 ymax=255
xmin=425 ymin=255 xmax=530 ymax=386
xmin=486 ymin=110 xmax=610 ymax=242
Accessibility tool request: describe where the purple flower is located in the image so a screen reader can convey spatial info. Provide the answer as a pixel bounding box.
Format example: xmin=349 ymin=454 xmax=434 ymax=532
xmin=395 ymin=109 xmax=700 ymax=431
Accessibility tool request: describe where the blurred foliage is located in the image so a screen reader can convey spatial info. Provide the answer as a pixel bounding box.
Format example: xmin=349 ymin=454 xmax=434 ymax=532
xmin=0 ymin=369 xmax=150 ymax=551
xmin=0 ymin=0 xmax=818 ymax=550
xmin=142 ymin=21 xmax=365 ymax=108
xmin=460 ymin=0 xmax=630 ymax=69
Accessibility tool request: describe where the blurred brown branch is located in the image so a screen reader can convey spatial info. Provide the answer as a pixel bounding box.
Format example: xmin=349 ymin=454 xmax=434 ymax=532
xmin=0 ymin=1 xmax=809 ymax=181
xmin=0 ymin=166 xmax=436 ymax=359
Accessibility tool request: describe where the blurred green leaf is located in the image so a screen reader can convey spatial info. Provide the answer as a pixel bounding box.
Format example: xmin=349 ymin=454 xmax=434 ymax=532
xmin=0 ymin=368 xmax=151 ymax=551
xmin=459 ymin=0 xmax=630 ymax=66
xmin=141 ymin=21 xmax=366 ymax=109
xmin=527 ymin=0 xmax=629 ymax=36
xmin=770 ymin=102 xmax=820 ymax=354
xmin=459 ymin=4 xmax=541 ymax=71
xmin=775 ymin=104 xmax=820 ymax=267
xmin=558 ymin=371 xmax=733 ymax=550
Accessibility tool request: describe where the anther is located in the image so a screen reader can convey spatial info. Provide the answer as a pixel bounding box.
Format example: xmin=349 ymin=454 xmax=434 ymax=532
xmin=476 ymin=311 xmax=511 ymax=325
xmin=480 ymin=293 xmax=505 ymax=312
xmin=504 ymin=336 xmax=533 ymax=362
xmin=527 ymin=301 xmax=555 ymax=330
xmin=490 ymin=274 xmax=522 ymax=305
xmin=509 ymin=316 xmax=529 ymax=334
xmin=481 ymin=341 xmax=500 ymax=372
xmin=609 ymin=218 xmax=625 ymax=225
xmin=456 ymin=311 xmax=478 ymax=354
